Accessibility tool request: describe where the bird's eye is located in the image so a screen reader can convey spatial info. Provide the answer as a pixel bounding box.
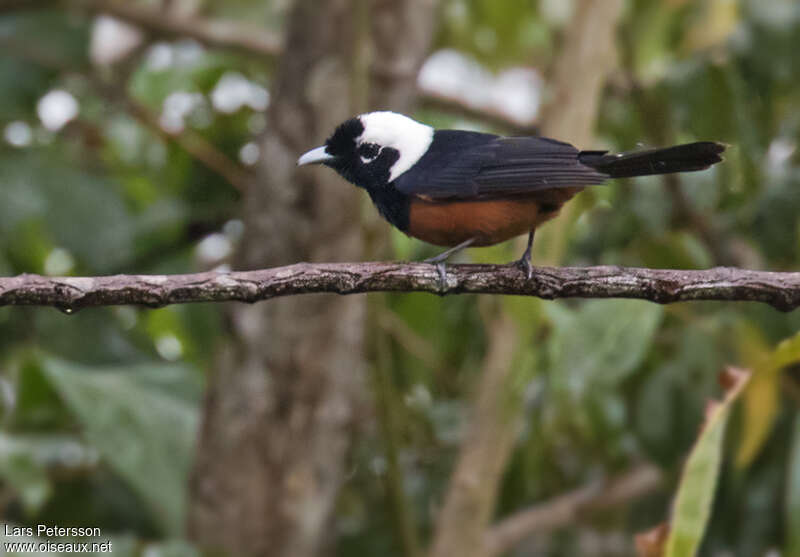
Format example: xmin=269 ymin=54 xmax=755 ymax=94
xmin=358 ymin=143 xmax=381 ymax=162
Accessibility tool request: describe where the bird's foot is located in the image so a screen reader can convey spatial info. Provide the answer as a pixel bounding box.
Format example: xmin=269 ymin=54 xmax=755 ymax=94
xmin=422 ymin=238 xmax=476 ymax=292
xmin=423 ymin=255 xmax=449 ymax=291
xmin=513 ymin=255 xmax=534 ymax=280
xmin=513 ymin=230 xmax=536 ymax=280
xmin=434 ymin=262 xmax=448 ymax=291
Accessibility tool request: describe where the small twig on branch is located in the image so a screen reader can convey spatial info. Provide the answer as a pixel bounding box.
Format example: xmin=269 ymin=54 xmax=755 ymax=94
xmin=2 ymin=263 xmax=800 ymax=311
xmin=484 ymin=463 xmax=662 ymax=557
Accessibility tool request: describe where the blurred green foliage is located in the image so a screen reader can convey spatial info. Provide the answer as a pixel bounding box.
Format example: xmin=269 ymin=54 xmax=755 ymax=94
xmin=665 ymin=368 xmax=748 ymax=557
xmin=0 ymin=0 xmax=799 ymax=556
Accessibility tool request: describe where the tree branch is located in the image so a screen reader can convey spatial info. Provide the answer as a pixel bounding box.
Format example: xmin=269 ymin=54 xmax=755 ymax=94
xmin=484 ymin=463 xmax=662 ymax=557
xmin=2 ymin=263 xmax=800 ymax=311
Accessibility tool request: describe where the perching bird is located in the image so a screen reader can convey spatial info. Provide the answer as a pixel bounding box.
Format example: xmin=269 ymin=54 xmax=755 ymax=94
xmin=297 ymin=111 xmax=725 ymax=280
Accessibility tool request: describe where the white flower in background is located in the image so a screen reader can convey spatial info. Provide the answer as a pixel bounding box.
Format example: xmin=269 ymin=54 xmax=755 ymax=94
xmin=419 ymin=49 xmax=490 ymax=109
xmin=89 ymin=15 xmax=144 ymax=66
xmin=37 ymin=90 xmax=79 ymax=131
xmin=146 ymin=42 xmax=174 ymax=71
xmin=490 ymin=68 xmax=541 ymax=126
xmin=766 ymin=137 xmax=796 ymax=178
xmin=540 ymin=0 xmax=574 ymax=25
xmin=145 ymin=40 xmax=206 ymax=71
xmin=156 ymin=334 xmax=183 ymax=361
xmin=3 ymin=121 xmax=32 ymax=147
xmin=223 ymin=219 xmax=244 ymax=242
xmin=196 ymin=233 xmax=232 ymax=265
xmin=211 ymin=72 xmax=270 ymax=114
xmin=239 ymin=142 xmax=260 ymax=166
xmin=172 ymin=40 xmax=205 ymax=67
xmin=44 ymin=248 xmax=76 ymax=276
xmin=418 ymin=49 xmax=541 ymax=127
xmin=160 ymin=90 xmax=205 ymax=133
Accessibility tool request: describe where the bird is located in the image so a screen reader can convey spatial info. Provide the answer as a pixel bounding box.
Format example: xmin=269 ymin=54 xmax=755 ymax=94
xmin=297 ymin=111 xmax=725 ymax=282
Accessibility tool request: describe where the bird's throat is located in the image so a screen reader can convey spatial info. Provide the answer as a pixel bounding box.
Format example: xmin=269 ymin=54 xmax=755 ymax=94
xmin=366 ymin=185 xmax=410 ymax=233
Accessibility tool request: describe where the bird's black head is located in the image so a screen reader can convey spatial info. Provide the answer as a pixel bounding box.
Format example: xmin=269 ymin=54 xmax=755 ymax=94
xmin=297 ymin=111 xmax=434 ymax=191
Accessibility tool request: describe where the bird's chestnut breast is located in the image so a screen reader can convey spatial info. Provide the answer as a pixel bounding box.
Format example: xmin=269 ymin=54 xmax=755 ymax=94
xmin=406 ymin=188 xmax=582 ymax=247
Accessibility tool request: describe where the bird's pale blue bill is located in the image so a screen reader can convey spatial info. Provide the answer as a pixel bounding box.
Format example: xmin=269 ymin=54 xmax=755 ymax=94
xmin=297 ymin=146 xmax=334 ymax=166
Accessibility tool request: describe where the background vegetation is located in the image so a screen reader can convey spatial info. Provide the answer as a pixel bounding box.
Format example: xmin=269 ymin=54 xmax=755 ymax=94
xmin=1 ymin=0 xmax=800 ymax=556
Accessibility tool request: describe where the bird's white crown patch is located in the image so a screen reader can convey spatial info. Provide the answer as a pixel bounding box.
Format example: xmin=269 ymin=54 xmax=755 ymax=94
xmin=357 ymin=111 xmax=434 ymax=182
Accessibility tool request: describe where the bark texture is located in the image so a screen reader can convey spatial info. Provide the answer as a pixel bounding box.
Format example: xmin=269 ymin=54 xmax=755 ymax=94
xmin=2 ymin=264 xmax=799 ymax=311
xmin=369 ymin=0 xmax=438 ymax=110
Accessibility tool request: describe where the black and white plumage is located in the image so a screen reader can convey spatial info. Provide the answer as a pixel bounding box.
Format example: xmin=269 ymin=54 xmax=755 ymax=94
xmin=298 ymin=111 xmax=725 ymax=275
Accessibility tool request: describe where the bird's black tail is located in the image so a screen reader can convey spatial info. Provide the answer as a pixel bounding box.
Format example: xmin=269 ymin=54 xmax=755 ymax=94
xmin=579 ymin=142 xmax=726 ymax=179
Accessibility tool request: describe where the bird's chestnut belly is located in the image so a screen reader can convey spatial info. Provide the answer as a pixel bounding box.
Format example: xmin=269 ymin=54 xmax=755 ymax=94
xmin=406 ymin=193 xmax=578 ymax=247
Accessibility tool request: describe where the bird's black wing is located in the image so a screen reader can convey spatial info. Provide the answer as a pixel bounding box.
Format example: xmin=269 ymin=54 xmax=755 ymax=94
xmin=394 ymin=132 xmax=609 ymax=199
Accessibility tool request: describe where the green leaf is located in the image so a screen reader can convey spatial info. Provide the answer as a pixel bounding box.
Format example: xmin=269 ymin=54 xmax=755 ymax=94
xmin=765 ymin=329 xmax=800 ymax=370
xmin=736 ymin=329 xmax=800 ymax=468
xmin=0 ymin=451 xmax=51 ymax=515
xmin=735 ymin=366 xmax=780 ymax=468
xmin=0 ymin=150 xmax=136 ymax=272
xmin=11 ymin=356 xmax=71 ymax=430
xmin=0 ymin=433 xmax=98 ymax=515
xmin=0 ymin=432 xmax=97 ymax=469
xmin=664 ymin=367 xmax=751 ymax=557
xmin=546 ymin=299 xmax=663 ymax=388
xmin=40 ymin=358 xmax=199 ymax=534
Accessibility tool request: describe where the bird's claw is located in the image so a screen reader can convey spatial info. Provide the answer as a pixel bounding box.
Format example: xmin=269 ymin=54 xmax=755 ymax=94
xmin=422 ymin=258 xmax=448 ymax=292
xmin=435 ymin=262 xmax=448 ymax=291
xmin=515 ymin=256 xmax=534 ymax=280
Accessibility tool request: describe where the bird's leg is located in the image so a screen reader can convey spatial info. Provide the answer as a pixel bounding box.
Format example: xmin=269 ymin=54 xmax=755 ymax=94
xmin=423 ymin=237 xmax=476 ymax=290
xmin=514 ymin=229 xmax=535 ymax=279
